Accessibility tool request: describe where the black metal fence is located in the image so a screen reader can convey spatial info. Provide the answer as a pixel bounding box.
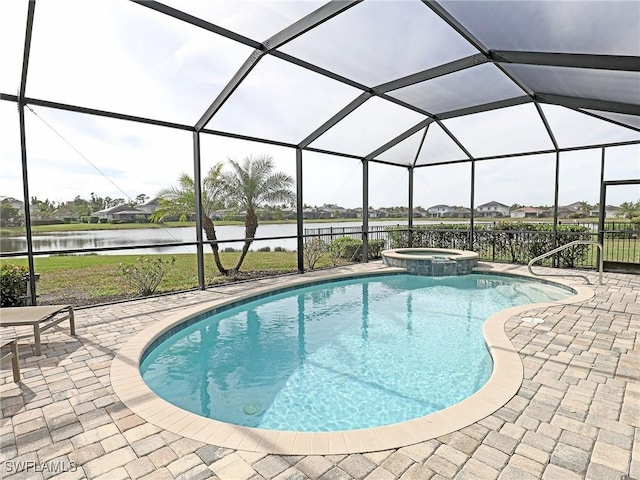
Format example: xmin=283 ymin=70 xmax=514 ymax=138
xmin=304 ymin=222 xmax=640 ymax=270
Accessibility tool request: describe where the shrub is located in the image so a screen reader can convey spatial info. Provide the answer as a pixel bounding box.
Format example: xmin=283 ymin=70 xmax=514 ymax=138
xmin=329 ymin=237 xmax=362 ymax=263
xmin=257 ymin=246 xmax=271 ymax=252
xmin=1 ymin=264 xmax=28 ymax=307
xmin=119 ymin=256 xmax=176 ymax=296
xmin=274 ymin=246 xmax=287 ymax=252
xmin=368 ymin=239 xmax=386 ymax=259
xmin=88 ymin=216 xmax=99 ymax=223
xmin=304 ymin=237 xmax=328 ymax=269
xmin=222 ymin=247 xmax=238 ymax=253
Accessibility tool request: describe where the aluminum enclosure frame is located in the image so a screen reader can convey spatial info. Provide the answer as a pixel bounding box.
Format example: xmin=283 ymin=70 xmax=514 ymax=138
xmin=2 ymin=0 xmax=639 ymax=299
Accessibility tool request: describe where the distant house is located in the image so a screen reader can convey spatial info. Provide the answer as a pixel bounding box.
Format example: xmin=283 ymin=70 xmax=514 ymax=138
xmin=510 ymin=207 xmax=544 ymax=219
xmin=138 ymin=197 xmax=161 ymax=215
xmin=540 ymin=206 xmax=575 ymax=218
xmin=413 ymin=207 xmax=427 ymax=218
xmin=449 ymin=207 xmax=472 ymax=218
xmin=94 ymin=205 xmax=148 ymax=222
xmin=476 ymin=201 xmax=510 ymax=218
xmin=427 ymin=204 xmax=453 ymax=218
xmin=589 ymin=205 xmax=620 ymax=218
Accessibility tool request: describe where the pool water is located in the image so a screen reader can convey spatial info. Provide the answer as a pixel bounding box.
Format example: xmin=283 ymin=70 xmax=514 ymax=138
xmin=140 ymin=274 xmax=571 ymax=431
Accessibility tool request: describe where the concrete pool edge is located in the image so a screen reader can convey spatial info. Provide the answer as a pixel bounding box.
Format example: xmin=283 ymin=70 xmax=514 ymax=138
xmin=110 ymin=267 xmax=594 ymax=455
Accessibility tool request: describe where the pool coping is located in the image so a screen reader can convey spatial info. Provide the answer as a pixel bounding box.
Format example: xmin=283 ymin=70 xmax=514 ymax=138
xmin=110 ymin=267 xmax=594 ymax=455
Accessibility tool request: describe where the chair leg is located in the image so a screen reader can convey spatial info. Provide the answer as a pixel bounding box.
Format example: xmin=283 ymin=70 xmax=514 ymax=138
xmin=10 ymin=341 xmax=20 ymax=382
xmin=69 ymin=307 xmax=76 ymax=336
xmin=33 ymin=325 xmax=41 ymax=356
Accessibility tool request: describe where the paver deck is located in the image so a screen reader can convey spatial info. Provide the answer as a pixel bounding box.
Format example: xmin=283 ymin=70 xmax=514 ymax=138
xmin=1 ymin=262 xmax=638 ymax=479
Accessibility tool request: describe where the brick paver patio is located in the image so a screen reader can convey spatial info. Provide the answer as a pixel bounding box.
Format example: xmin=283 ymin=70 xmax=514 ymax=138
xmin=1 ymin=262 xmax=638 ymax=479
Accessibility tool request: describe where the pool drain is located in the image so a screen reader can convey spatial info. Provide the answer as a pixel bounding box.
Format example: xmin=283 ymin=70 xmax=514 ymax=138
xmin=243 ymin=402 xmax=262 ymax=415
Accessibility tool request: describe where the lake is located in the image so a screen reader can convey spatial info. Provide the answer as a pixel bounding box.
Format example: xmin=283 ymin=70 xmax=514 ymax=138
xmin=1 ymin=220 xmax=458 ymax=256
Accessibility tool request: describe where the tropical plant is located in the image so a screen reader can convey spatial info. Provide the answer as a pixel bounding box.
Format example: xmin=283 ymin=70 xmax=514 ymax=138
xmin=151 ymin=164 xmax=230 ymax=275
xmin=574 ymin=200 xmax=593 ymax=217
xmin=220 ymin=155 xmax=295 ymax=272
xmin=616 ymin=200 xmax=640 ymax=220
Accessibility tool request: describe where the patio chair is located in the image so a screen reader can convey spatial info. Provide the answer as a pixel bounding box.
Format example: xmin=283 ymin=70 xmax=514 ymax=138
xmin=0 ymin=338 xmax=20 ymax=382
xmin=0 ymin=305 xmax=75 ymax=356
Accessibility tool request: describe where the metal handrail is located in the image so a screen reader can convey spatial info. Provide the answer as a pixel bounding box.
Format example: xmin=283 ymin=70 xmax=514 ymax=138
xmin=527 ymin=240 xmax=603 ymax=285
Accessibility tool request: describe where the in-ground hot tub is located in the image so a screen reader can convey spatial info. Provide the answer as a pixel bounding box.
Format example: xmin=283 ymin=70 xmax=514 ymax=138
xmin=382 ymin=248 xmax=479 ymax=276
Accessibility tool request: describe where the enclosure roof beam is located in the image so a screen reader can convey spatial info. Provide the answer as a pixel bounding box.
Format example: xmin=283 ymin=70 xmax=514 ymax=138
xmin=415 ymin=138 xmax=640 ymax=167
xmin=298 ymin=92 xmax=373 ymax=148
xmin=19 ymin=1 xmax=36 ymax=99
xmin=575 ymin=108 xmax=640 ymax=133
xmin=437 ymin=96 xmax=532 ymax=120
xmin=195 ymin=50 xmax=265 ymax=131
xmin=365 ymin=118 xmax=434 ymax=160
xmin=264 ymin=0 xmax=363 ymax=50
xmin=131 ymin=0 xmax=263 ymax=49
xmin=374 ymin=54 xmax=488 ymax=94
xmin=420 ymin=0 xmax=489 ymax=56
xmin=537 ymin=94 xmax=640 ymax=116
xmin=3 ymin=95 xmax=195 ymax=131
xmin=492 ymin=51 xmax=640 ymax=72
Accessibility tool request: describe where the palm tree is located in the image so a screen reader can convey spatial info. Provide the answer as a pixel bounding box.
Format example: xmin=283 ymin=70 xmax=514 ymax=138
xmin=576 ymin=200 xmax=591 ymax=217
xmin=151 ymin=163 xmax=230 ymax=275
xmin=221 ymin=155 xmax=295 ymax=271
xmin=616 ymin=200 xmax=640 ymax=220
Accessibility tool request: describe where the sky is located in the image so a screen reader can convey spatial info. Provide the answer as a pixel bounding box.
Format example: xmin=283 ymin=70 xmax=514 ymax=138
xmin=1 ymin=0 xmax=639 ymax=211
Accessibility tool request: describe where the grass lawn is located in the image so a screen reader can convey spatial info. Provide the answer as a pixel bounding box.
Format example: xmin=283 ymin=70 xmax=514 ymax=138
xmin=1 ymin=251 xmax=339 ymax=306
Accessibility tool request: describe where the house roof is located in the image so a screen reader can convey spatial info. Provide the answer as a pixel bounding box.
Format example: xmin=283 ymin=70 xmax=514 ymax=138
xmin=477 ymin=201 xmax=510 ymax=208
xmin=95 ymin=205 xmax=145 ymax=214
xmin=513 ymin=207 xmax=544 ymax=213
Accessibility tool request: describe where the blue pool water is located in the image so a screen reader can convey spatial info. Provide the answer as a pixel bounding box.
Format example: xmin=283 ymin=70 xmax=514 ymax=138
xmin=140 ymin=274 xmax=571 ymax=431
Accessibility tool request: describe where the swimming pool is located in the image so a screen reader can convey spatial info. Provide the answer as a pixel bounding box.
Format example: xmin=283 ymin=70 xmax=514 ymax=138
xmin=140 ymin=273 xmax=572 ymax=432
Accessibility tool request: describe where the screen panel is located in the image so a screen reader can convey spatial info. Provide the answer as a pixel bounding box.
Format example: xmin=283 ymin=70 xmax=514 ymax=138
xmin=23 ymin=106 xmax=196 ymax=251
xmin=443 ymin=104 xmax=554 ymax=158
xmin=475 ymin=154 xmax=556 ymax=214
xmin=415 ymin=123 xmax=469 ymax=166
xmin=505 ymin=65 xmax=640 ymax=107
xmin=0 ymin=1 xmax=28 ymax=94
xmin=160 ymin=0 xmax=325 ymax=42
xmin=27 ymin=0 xmax=253 ymax=124
xmin=280 ymin=1 xmax=477 ymax=87
xmin=309 ymin=97 xmax=426 ymax=158
xmin=440 ymin=1 xmax=640 ymax=56
xmin=542 ymin=105 xmax=640 ymax=149
xmin=389 ymin=63 xmax=523 ymax=115
xmin=206 ymin=55 xmax=361 ymax=144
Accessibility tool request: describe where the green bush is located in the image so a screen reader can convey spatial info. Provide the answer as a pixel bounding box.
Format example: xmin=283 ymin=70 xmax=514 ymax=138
xmin=327 ymin=237 xmax=386 ymax=263
xmin=88 ymin=216 xmax=99 ymax=223
xmin=257 ymin=246 xmax=271 ymax=252
xmin=1 ymin=264 xmax=28 ymax=307
xmin=388 ymin=224 xmax=477 ymax=250
xmin=329 ymin=237 xmax=362 ymax=263
xmin=274 ymin=246 xmax=287 ymax=252
xmin=387 ymin=222 xmax=592 ymax=267
xmin=119 ymin=256 xmax=176 ymax=296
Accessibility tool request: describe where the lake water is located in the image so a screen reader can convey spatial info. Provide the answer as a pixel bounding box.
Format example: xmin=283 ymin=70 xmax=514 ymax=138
xmin=1 ymin=221 xmax=458 ymax=256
